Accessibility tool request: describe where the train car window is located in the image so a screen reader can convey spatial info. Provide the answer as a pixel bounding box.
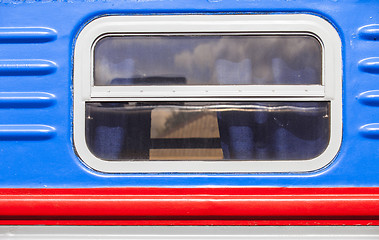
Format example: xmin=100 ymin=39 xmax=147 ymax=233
xmin=73 ymin=15 xmax=342 ymax=173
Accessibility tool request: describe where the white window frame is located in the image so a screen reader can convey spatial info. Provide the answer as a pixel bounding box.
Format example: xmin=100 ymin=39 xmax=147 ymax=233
xmin=73 ymin=14 xmax=342 ymax=173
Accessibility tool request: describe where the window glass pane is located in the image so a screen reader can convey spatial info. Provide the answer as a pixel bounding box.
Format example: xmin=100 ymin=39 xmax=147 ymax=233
xmin=85 ymin=102 xmax=329 ymax=161
xmin=94 ymin=35 xmax=322 ymax=86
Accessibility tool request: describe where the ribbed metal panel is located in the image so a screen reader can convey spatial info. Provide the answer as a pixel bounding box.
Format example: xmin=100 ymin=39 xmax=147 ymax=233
xmin=358 ymin=24 xmax=379 ymax=41
xmin=0 ymin=27 xmax=57 ymax=43
xmin=359 ymin=123 xmax=379 ymax=139
xmin=0 ymin=92 xmax=56 ymax=108
xmin=358 ymin=58 xmax=379 ymax=74
xmin=0 ymin=60 xmax=57 ymax=76
xmin=0 ymin=124 xmax=56 ymax=140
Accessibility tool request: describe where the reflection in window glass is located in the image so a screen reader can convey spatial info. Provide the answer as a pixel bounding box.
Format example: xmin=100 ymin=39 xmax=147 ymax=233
xmin=94 ymin=35 xmax=322 ymax=86
xmin=86 ymin=102 xmax=330 ymax=161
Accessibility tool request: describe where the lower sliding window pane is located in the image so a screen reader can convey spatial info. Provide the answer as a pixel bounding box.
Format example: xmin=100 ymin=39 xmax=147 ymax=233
xmin=85 ymin=102 xmax=330 ymax=161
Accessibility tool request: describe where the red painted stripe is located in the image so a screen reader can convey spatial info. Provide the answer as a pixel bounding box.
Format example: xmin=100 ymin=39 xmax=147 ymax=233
xmin=0 ymin=188 xmax=378 ymax=225
xmin=1 ymin=220 xmax=379 ymax=226
xmin=2 ymin=187 xmax=379 ymax=195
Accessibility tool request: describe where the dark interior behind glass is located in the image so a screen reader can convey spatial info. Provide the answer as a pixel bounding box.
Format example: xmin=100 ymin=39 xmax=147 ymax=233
xmin=86 ymin=102 xmax=330 ymax=161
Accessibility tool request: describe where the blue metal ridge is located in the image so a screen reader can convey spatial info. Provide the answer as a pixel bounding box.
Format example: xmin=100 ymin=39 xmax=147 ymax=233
xmin=359 ymin=123 xmax=379 ymax=139
xmin=358 ymin=58 xmax=379 ymax=74
xmin=0 ymin=124 xmax=56 ymax=140
xmin=358 ymin=90 xmax=379 ymax=107
xmin=0 ymin=60 xmax=57 ymax=76
xmin=358 ymin=24 xmax=379 ymax=41
xmin=0 ymin=27 xmax=57 ymax=43
xmin=0 ymin=92 xmax=56 ymax=108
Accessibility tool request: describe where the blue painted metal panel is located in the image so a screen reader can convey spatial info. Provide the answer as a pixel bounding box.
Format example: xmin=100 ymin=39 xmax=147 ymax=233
xmin=0 ymin=0 xmax=378 ymax=188
xmin=0 ymin=27 xmax=57 ymax=43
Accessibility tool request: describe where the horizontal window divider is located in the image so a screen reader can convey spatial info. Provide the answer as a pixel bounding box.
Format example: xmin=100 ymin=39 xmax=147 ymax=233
xmin=90 ymin=85 xmax=325 ymax=98
xmin=85 ymin=97 xmax=328 ymax=102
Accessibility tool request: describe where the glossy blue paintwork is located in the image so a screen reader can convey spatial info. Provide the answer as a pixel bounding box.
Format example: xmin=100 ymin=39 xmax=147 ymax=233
xmin=358 ymin=90 xmax=379 ymax=107
xmin=0 ymin=92 xmax=56 ymax=108
xmin=358 ymin=58 xmax=379 ymax=74
xmin=0 ymin=59 xmax=57 ymax=76
xmin=0 ymin=27 xmax=57 ymax=43
xmin=360 ymin=123 xmax=379 ymax=139
xmin=0 ymin=124 xmax=56 ymax=140
xmin=358 ymin=24 xmax=379 ymax=41
xmin=0 ymin=0 xmax=378 ymax=188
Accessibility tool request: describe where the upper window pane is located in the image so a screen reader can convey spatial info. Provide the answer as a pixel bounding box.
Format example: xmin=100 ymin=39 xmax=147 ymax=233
xmin=94 ymin=35 xmax=322 ymax=86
